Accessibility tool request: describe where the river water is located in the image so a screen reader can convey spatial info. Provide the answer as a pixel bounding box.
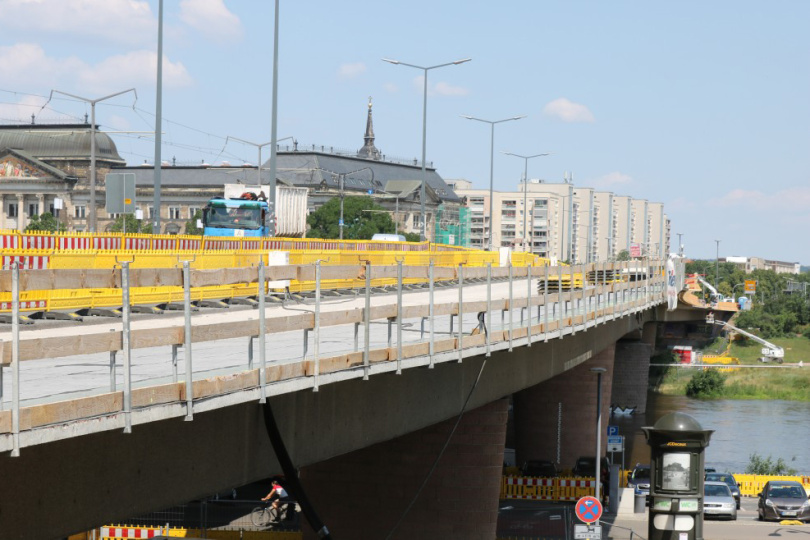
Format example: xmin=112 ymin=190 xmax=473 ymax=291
xmin=609 ymin=392 xmax=810 ymax=475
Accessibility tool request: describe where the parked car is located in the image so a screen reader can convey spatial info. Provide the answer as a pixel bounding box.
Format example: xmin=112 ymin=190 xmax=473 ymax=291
xmin=628 ymin=463 xmax=651 ymax=496
xmin=521 ymin=460 xmax=559 ymax=478
xmin=704 ymin=481 xmax=737 ymax=520
xmin=705 ymin=472 xmax=741 ymax=509
xmin=572 ymin=456 xmax=611 ymax=485
xmin=757 ymin=480 xmax=810 ymax=522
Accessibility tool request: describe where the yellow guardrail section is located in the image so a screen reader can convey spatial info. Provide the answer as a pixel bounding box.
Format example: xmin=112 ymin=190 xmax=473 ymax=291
xmin=80 ymin=525 xmax=302 ymax=539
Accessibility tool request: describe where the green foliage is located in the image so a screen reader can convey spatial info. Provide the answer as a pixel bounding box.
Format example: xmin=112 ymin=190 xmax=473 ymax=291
xmin=306 ymin=196 xmax=396 ymax=240
xmin=685 ymin=369 xmax=725 ymax=398
xmin=185 ymin=209 xmax=203 ymax=235
xmin=25 ymin=212 xmax=66 ymax=232
xmin=649 ymin=351 xmax=678 ymax=388
xmin=616 ymin=249 xmax=630 ymax=261
xmin=404 ymin=232 xmax=421 ymax=242
xmin=745 ymin=452 xmax=797 ymax=475
xmin=109 ymin=214 xmax=153 ymax=234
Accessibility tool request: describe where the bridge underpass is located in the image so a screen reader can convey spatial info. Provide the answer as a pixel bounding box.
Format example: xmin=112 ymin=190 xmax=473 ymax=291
xmin=0 ymin=261 xmax=671 ymax=539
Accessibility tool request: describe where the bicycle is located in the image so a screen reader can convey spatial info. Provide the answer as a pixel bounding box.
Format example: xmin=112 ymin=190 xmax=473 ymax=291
xmin=250 ymin=501 xmax=296 ymax=528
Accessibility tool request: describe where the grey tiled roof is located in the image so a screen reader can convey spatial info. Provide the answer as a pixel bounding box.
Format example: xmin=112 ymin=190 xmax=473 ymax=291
xmin=0 ymin=124 xmax=125 ymax=164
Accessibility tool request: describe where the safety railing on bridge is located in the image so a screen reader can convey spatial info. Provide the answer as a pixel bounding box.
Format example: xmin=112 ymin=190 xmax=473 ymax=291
xmin=0 ymin=259 xmax=668 ymax=455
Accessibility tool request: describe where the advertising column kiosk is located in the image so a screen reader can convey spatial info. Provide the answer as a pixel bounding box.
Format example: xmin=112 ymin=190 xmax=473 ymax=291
xmin=641 ymin=412 xmax=713 ymax=540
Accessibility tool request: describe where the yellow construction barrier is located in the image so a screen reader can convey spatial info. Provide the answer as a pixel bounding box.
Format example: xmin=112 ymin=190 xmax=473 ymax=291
xmin=94 ymin=525 xmax=301 ymax=539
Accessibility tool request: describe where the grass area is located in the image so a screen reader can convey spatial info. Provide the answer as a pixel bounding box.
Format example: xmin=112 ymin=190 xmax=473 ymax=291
xmin=656 ymin=336 xmax=810 ymax=401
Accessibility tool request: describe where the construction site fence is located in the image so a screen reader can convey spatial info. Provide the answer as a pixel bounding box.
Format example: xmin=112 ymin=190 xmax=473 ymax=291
xmin=502 ymin=473 xmax=810 ymax=500
xmin=0 ymin=229 xmax=473 ymax=253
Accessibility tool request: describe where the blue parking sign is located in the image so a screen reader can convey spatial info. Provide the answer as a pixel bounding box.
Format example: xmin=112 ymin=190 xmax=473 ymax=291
xmin=607 ymin=425 xmax=619 ymax=436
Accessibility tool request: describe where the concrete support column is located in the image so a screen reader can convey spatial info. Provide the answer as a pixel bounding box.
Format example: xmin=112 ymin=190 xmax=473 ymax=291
xmin=16 ymin=193 xmax=24 ymax=230
xmin=37 ymin=193 xmax=45 ymax=216
xmin=610 ymin=340 xmax=652 ymax=414
xmin=513 ymin=346 xmax=615 ymax=472
xmin=299 ymin=398 xmax=509 ymax=540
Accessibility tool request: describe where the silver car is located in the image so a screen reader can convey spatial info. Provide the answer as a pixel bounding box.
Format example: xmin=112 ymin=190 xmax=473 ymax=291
xmin=704 ymin=481 xmax=737 ymax=520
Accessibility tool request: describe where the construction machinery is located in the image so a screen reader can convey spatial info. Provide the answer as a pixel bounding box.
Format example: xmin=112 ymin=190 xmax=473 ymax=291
xmin=706 ymin=315 xmax=784 ymax=363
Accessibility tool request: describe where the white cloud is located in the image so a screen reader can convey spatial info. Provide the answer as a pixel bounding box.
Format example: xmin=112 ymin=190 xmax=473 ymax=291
xmin=383 ymin=82 xmax=398 ymax=93
xmin=338 ymin=62 xmax=367 ymax=79
xmin=0 ymin=0 xmax=155 ymax=46
xmin=543 ymin=98 xmax=595 ymax=123
xmin=0 ymin=43 xmax=191 ymax=97
xmin=710 ymin=187 xmax=810 ymax=213
xmin=590 ymin=171 xmax=633 ymax=189
xmin=413 ymin=76 xmax=469 ymax=97
xmin=179 ymin=0 xmax=243 ymax=43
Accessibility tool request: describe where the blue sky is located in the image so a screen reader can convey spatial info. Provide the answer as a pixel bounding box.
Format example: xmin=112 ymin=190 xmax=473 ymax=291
xmin=1 ymin=1 xmax=808 ymax=264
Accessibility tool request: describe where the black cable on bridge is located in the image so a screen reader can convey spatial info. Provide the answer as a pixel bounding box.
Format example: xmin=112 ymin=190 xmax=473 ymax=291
xmin=261 ymin=400 xmax=332 ymax=539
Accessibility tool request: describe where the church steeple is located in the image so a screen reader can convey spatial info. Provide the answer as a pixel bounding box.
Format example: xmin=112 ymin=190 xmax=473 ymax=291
xmin=357 ymin=96 xmax=381 ymax=160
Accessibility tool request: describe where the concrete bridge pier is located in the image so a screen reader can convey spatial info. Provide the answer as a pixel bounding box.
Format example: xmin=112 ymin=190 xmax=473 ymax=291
xmin=299 ymin=398 xmax=509 ymax=540
xmin=512 ymin=346 xmax=615 ymax=471
xmin=611 ymin=339 xmax=653 ymax=414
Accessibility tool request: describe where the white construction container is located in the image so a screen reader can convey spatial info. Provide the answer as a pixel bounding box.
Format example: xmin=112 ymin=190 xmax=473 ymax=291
xmin=223 ymin=184 xmax=308 ymax=237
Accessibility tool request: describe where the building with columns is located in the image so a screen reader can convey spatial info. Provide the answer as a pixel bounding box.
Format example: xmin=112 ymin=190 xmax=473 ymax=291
xmin=0 ymin=100 xmax=461 ymax=238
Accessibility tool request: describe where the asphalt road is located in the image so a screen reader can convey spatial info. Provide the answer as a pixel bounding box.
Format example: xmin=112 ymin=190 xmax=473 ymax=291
xmin=499 ymin=497 xmax=809 ymax=540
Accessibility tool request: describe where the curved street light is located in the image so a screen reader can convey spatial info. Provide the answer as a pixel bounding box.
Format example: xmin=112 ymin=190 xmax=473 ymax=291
xmin=315 ymin=166 xmax=374 ymax=240
xmin=461 ymin=115 xmax=526 ymax=251
xmin=502 ymin=151 xmax=551 ymax=253
xmin=382 ymin=57 xmax=471 ymax=241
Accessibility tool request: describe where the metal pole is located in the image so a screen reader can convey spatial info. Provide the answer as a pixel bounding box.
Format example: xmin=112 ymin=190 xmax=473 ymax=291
xmin=420 ymin=67 xmax=428 ymax=241
xmin=429 ymin=260 xmax=435 ymax=367
xmin=339 ymin=174 xmax=344 ymax=241
xmin=122 ymin=262 xmax=132 ymax=433
xmin=153 ymin=0 xmax=163 ymax=233
xmin=363 ymin=261 xmax=371 ymax=379
xmin=314 ymin=260 xmax=321 ymax=391
xmin=109 ymin=348 xmax=116 ymax=392
xmin=183 ymin=261 xmax=193 ymax=421
xmin=457 ymin=263 xmax=463 ymax=362
xmin=258 ymin=260 xmax=267 ymax=403
xmin=396 ymin=260 xmax=403 ymax=373
xmin=508 ymin=264 xmax=513 ymax=351
xmin=11 ymin=262 xmax=20 ymax=457
xmin=558 ymin=263 xmax=563 ymax=336
xmin=488 ymin=122 xmax=495 ymax=252
xmin=527 ymin=264 xmax=532 ymax=345
xmin=543 ymin=263 xmax=549 ymax=342
xmin=715 ymin=239 xmax=720 ymax=290
xmin=523 ymin=161 xmax=528 ymax=251
xmin=90 ymin=102 xmax=97 ymax=232
xmin=486 ymin=262 xmax=492 ymax=357
xmin=267 ymin=0 xmax=280 ymax=237
xmin=591 ymin=367 xmax=607 ymax=503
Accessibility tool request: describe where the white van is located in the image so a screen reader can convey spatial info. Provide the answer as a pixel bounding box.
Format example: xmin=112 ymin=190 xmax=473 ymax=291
xmin=371 ymin=233 xmax=407 ymax=242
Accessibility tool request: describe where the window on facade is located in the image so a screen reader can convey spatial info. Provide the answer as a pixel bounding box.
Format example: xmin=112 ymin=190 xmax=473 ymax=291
xmin=148 ymin=206 xmax=156 ymax=219
xmin=74 ymin=205 xmax=86 ymax=219
xmin=188 ymin=207 xmax=200 ymax=219
xmin=49 ymin=204 xmax=59 ymax=216
xmin=8 ymin=203 xmax=18 ymax=218
xmin=169 ymin=207 xmax=181 ymax=220
xmin=28 ymin=203 xmax=39 ymax=217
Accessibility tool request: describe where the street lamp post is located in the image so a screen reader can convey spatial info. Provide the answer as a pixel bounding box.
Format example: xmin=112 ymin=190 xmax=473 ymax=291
xmin=226 ymin=135 xmax=294 ymax=185
xmin=461 ymin=115 xmax=526 ymax=251
xmin=503 ymin=151 xmax=550 ymax=253
xmin=590 ymin=366 xmax=607 ymax=503
xmin=315 ymin=167 xmax=373 ymax=240
xmin=715 ymin=239 xmax=721 ymax=290
xmin=677 ymin=232 xmax=683 ymax=257
xmin=51 ymin=88 xmax=137 ymax=232
xmin=382 ymin=57 xmax=471 ymax=242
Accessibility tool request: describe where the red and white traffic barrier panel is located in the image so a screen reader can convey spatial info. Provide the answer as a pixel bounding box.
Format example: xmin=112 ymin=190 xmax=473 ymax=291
xmin=99 ymin=526 xmax=167 ymax=539
xmin=2 ymin=255 xmax=49 ymax=269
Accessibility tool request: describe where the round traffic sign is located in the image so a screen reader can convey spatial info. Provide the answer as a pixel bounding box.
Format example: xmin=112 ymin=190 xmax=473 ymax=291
xmin=575 ymin=495 xmax=603 ymax=523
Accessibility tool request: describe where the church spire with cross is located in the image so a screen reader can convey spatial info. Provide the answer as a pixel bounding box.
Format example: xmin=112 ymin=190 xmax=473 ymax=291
xmin=357 ymin=96 xmax=381 ymax=160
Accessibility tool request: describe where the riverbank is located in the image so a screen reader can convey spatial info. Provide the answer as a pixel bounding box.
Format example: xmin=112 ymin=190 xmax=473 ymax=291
xmin=655 ymin=336 xmax=810 ymax=401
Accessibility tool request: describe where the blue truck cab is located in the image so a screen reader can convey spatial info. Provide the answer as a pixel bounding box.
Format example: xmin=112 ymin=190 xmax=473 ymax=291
xmin=202 ymin=196 xmax=269 ymax=237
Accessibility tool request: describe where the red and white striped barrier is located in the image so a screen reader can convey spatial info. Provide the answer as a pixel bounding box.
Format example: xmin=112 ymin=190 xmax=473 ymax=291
xmin=93 ymin=237 xmax=122 ymax=250
xmin=59 ymin=236 xmax=92 ymax=250
xmin=2 ymin=255 xmax=49 ymax=269
xmin=21 ymin=235 xmax=56 ymax=250
xmin=558 ymin=478 xmax=595 ymax=500
xmin=0 ymin=234 xmax=19 ymax=249
xmin=502 ymin=476 xmax=556 ymax=500
xmin=124 ymin=237 xmax=150 ymax=250
xmin=99 ymin=526 xmax=166 ymax=539
xmin=0 ymin=300 xmax=47 ymax=311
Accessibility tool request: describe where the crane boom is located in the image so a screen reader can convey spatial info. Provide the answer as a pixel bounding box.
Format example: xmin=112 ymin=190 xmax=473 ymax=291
xmin=706 ymin=317 xmax=784 ymax=361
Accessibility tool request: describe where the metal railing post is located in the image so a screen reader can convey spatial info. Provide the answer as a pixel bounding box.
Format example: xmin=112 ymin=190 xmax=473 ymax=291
xmin=396 ymin=259 xmax=403 ymax=374
xmin=122 ymin=261 xmax=132 ymax=433
xmin=558 ymin=263 xmax=563 ymax=337
xmin=248 ymin=336 xmax=254 ymax=370
xmin=544 ymin=263 xmax=549 ymax=342
xmin=183 ymin=261 xmax=193 ymax=421
xmin=364 ymin=261 xmax=371 ymax=379
xmin=457 ymin=263 xmax=463 ymax=362
xmin=109 ymin=347 xmax=117 ymax=392
xmin=11 ymin=262 xmax=20 ymax=456
xmin=571 ymin=265 xmax=577 ymax=335
xmin=526 ymin=264 xmax=532 ymax=346
xmin=486 ymin=263 xmax=492 ymax=357
xmin=171 ymin=344 xmax=179 ymax=382
xmin=258 ymin=260 xmax=267 ymax=403
xmin=313 ymin=260 xmax=321 ymax=392
xmin=429 ymin=260 xmax=435 ymax=367
xmin=508 ymin=264 xmax=513 ymax=351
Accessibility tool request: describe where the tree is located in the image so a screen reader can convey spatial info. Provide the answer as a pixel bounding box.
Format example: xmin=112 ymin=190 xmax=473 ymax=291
xmin=685 ymin=369 xmax=725 ymax=398
xmin=306 ymin=196 xmax=396 ymax=240
xmin=109 ymin=214 xmax=152 ymax=234
xmin=185 ymin=209 xmax=203 ymax=235
xmin=746 ymin=452 xmax=797 ymax=475
xmin=616 ymin=249 xmax=630 ymax=261
xmin=404 ymin=232 xmax=421 ymax=242
xmin=25 ymin=212 xmax=66 ymax=232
